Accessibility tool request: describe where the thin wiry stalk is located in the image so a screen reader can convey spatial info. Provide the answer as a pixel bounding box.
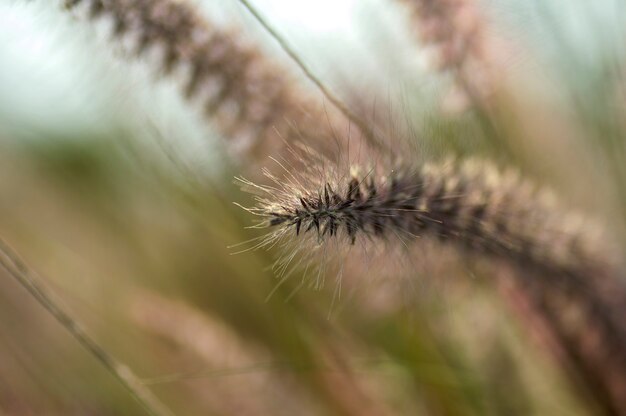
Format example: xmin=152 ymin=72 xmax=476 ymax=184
xmin=242 ymin=156 xmax=626 ymax=414
xmin=235 ymin=0 xmax=389 ymax=155
xmin=0 ymin=237 xmax=174 ymax=416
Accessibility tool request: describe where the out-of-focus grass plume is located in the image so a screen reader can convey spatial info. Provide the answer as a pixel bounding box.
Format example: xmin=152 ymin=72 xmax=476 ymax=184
xmin=0 ymin=0 xmax=625 ymax=415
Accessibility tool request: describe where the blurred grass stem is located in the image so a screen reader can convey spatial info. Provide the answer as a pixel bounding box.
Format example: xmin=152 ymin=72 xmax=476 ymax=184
xmin=0 ymin=237 xmax=174 ymax=416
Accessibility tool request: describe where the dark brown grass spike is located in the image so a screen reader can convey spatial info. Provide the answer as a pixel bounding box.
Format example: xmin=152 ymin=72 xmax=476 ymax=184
xmin=63 ymin=0 xmax=317 ymax=157
xmin=244 ymin=157 xmax=626 ymax=414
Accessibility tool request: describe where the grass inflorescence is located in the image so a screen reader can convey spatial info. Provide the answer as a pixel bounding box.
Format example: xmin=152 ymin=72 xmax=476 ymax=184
xmin=244 ymin=156 xmax=609 ymax=275
xmin=239 ymin=153 xmax=626 ymax=414
xmin=4 ymin=0 xmax=626 ymax=414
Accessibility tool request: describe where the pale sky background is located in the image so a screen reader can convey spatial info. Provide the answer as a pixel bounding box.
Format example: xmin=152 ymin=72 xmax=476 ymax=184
xmin=0 ymin=0 xmax=623 ymax=171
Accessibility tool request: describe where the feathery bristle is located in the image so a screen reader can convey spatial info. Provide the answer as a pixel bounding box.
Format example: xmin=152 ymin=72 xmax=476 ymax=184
xmin=251 ymin=158 xmax=611 ymax=275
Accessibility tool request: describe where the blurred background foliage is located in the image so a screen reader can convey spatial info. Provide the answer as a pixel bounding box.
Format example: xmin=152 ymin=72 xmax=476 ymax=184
xmin=0 ymin=0 xmax=625 ymax=414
